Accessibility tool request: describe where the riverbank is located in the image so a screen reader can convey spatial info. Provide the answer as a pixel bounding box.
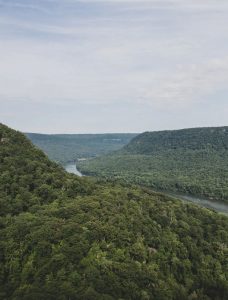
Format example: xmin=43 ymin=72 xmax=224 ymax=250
xmin=168 ymin=193 xmax=228 ymax=215
xmin=64 ymin=162 xmax=228 ymax=214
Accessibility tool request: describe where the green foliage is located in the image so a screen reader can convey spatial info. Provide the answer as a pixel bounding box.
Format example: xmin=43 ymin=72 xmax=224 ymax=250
xmin=78 ymin=127 xmax=228 ymax=202
xmin=0 ymin=124 xmax=92 ymax=216
xmin=0 ymin=124 xmax=228 ymax=299
xmin=26 ymin=132 xmax=137 ymax=164
xmin=124 ymin=127 xmax=228 ymax=154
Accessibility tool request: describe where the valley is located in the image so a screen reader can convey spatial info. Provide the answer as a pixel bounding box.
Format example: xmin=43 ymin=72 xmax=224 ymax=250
xmin=2 ymin=1 xmax=228 ymax=298
xmin=64 ymin=162 xmax=228 ymax=214
xmin=78 ymin=127 xmax=228 ymax=203
xmin=26 ymin=133 xmax=137 ymax=164
xmin=1 ymin=123 xmax=228 ymax=299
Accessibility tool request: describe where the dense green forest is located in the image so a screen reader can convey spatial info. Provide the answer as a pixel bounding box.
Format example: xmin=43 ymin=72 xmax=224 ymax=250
xmin=1 ymin=123 xmax=228 ymax=299
xmin=26 ymin=133 xmax=137 ymax=164
xmin=78 ymin=127 xmax=228 ymax=202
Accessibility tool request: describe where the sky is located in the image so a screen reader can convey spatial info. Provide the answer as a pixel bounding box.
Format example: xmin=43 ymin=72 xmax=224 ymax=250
xmin=0 ymin=0 xmax=228 ymax=133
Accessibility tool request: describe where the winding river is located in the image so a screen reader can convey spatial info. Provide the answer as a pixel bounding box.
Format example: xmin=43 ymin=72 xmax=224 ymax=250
xmin=168 ymin=193 xmax=228 ymax=214
xmin=64 ymin=162 xmax=83 ymax=177
xmin=64 ymin=162 xmax=228 ymax=214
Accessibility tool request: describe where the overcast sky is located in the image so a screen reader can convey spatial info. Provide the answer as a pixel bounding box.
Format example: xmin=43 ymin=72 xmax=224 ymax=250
xmin=0 ymin=0 xmax=228 ymax=133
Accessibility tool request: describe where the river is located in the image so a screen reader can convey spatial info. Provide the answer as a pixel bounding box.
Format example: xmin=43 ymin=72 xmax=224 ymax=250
xmin=64 ymin=162 xmax=83 ymax=177
xmin=168 ymin=193 xmax=228 ymax=214
xmin=64 ymin=162 xmax=228 ymax=214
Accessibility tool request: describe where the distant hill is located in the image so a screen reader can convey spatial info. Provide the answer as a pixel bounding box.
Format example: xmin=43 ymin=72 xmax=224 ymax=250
xmin=124 ymin=127 xmax=228 ymax=154
xmin=78 ymin=127 xmax=228 ymax=202
xmin=26 ymin=132 xmax=137 ymax=164
xmin=1 ymin=123 xmax=228 ymax=299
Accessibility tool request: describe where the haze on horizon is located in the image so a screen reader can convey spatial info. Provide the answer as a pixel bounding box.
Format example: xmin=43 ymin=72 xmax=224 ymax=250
xmin=0 ymin=0 xmax=228 ymax=134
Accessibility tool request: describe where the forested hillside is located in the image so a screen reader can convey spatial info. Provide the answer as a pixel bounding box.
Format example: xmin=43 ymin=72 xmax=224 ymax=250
xmin=0 ymin=123 xmax=228 ymax=300
xmin=124 ymin=127 xmax=228 ymax=153
xmin=26 ymin=133 xmax=137 ymax=164
xmin=78 ymin=127 xmax=228 ymax=202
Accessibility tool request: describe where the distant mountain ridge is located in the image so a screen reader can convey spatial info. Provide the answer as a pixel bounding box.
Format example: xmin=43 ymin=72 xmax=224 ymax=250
xmin=26 ymin=132 xmax=137 ymax=164
xmin=78 ymin=126 xmax=228 ymax=202
xmin=123 ymin=127 xmax=228 ymax=154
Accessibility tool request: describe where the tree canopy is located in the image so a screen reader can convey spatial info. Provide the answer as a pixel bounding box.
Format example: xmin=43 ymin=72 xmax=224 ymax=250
xmin=78 ymin=127 xmax=228 ymax=202
xmin=0 ymin=124 xmax=228 ymax=300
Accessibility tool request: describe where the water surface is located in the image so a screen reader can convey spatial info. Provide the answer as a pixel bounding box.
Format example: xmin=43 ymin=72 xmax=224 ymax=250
xmin=169 ymin=193 xmax=228 ymax=214
xmin=65 ymin=162 xmax=83 ymax=177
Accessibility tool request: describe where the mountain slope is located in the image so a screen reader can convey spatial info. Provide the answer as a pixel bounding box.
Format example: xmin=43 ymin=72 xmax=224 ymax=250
xmin=0 ymin=124 xmax=228 ymax=299
xmin=26 ymin=132 xmax=137 ymax=164
xmin=124 ymin=127 xmax=228 ymax=154
xmin=78 ymin=127 xmax=228 ymax=202
xmin=0 ymin=124 xmax=92 ymax=216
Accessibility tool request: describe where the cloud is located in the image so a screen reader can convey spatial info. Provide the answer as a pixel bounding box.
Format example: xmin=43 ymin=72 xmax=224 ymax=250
xmin=0 ymin=0 xmax=228 ymax=132
xmin=139 ymin=58 xmax=228 ymax=109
